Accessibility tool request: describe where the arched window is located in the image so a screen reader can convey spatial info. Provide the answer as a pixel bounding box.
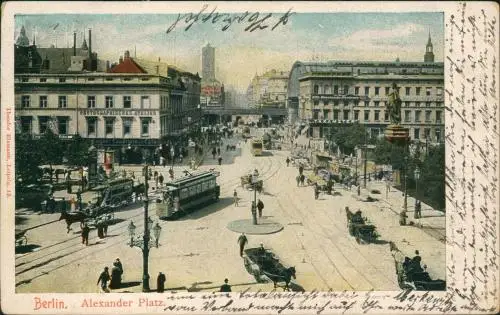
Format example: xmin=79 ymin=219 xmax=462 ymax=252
xmin=313 ymin=85 xmax=319 ymax=94
xmin=324 ymin=85 xmax=331 ymax=94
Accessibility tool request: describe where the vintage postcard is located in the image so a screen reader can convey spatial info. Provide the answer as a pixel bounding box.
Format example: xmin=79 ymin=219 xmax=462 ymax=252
xmin=1 ymin=1 xmax=498 ymax=314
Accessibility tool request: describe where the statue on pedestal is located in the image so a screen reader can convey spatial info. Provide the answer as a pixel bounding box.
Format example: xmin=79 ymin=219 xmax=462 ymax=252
xmin=386 ymin=83 xmax=402 ymax=125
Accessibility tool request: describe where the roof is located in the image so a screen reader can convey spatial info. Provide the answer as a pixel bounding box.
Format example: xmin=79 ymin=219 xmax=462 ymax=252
xmin=108 ymin=57 xmax=147 ymax=74
xmin=37 ymin=48 xmax=89 ymax=73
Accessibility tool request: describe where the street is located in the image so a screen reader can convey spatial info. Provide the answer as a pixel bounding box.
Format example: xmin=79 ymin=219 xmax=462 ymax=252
xmin=15 ymin=129 xmax=445 ymax=293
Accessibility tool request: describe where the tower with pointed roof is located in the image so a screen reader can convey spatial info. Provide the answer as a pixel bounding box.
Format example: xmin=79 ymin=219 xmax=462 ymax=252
xmin=16 ymin=26 xmax=30 ymax=47
xmin=424 ymin=31 xmax=435 ymax=63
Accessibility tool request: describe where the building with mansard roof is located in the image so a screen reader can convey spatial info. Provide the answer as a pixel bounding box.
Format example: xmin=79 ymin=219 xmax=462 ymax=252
xmin=287 ymin=33 xmax=444 ymax=145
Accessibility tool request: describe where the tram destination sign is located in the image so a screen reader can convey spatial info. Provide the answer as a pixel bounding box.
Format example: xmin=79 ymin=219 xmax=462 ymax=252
xmin=79 ymin=109 xmax=158 ymax=116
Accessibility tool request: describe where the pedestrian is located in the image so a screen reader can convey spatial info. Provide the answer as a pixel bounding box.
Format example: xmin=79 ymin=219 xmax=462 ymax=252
xmin=81 ymin=223 xmax=90 ymax=246
xmin=218 ymin=155 xmax=222 ymax=166
xmin=70 ymin=196 xmax=76 ymax=211
xmin=82 ymin=175 xmax=88 ymax=191
xmin=296 ymin=175 xmax=300 ymax=187
xmin=212 ymin=147 xmax=217 ymax=159
xmin=76 ymin=189 xmax=83 ymax=210
xmin=414 ymin=200 xmax=422 ymax=219
xmin=97 ymin=220 xmax=105 ymax=239
xmin=219 ymin=278 xmax=232 ymax=292
xmin=357 ymin=184 xmax=361 ymax=196
xmin=157 ymin=272 xmax=166 ymax=293
xmin=217 ymin=147 xmax=221 ymax=156
xmin=159 ymin=174 xmax=164 ymax=186
xmin=299 ymin=165 xmax=304 ymax=176
xmin=237 ymin=233 xmax=248 ymax=257
xmin=97 ymin=267 xmax=111 ymax=293
xmin=154 ymin=170 xmax=158 ymax=181
xmin=109 ymin=262 xmax=122 ymax=289
xmin=286 ymin=157 xmax=290 ymax=167
xmin=160 ymin=156 xmax=165 ymax=167
xmin=314 ymin=184 xmax=319 ymax=200
xmin=257 ymin=199 xmax=264 ymax=218
xmin=233 ymin=189 xmax=238 ymax=206
xmin=168 ymin=168 xmax=174 ymax=180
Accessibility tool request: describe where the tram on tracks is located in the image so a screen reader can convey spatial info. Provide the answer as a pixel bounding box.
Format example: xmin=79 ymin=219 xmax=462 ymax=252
xmin=251 ymin=139 xmax=263 ymax=156
xmin=155 ymin=171 xmax=220 ymax=220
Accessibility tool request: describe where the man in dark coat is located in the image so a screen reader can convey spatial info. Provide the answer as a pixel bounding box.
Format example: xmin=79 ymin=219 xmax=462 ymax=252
xmin=257 ymin=199 xmax=264 ymax=218
xmin=157 ymin=272 xmax=166 ymax=293
xmin=299 ymin=165 xmax=304 ymax=176
xmin=109 ymin=262 xmax=122 ymax=289
xmin=237 ymin=233 xmax=248 ymax=257
xmin=219 ymin=278 xmax=231 ymax=292
xmin=218 ymin=156 xmax=222 ymax=166
xmin=81 ymin=223 xmax=90 ymax=246
xmin=286 ymin=157 xmax=290 ymax=167
xmin=159 ymin=174 xmax=164 ymax=186
xmin=97 ymin=267 xmax=111 ymax=292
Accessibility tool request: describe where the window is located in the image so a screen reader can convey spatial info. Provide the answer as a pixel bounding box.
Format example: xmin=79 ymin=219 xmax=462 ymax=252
xmin=435 ymin=129 xmax=441 ymax=141
xmin=405 ymin=87 xmax=411 ymax=95
xmin=39 ymin=116 xmax=49 ymax=134
xmin=343 ymin=100 xmax=348 ymax=107
xmin=313 ymin=100 xmax=319 ymax=106
xmin=313 ymin=111 xmax=319 ymax=119
xmin=425 ymin=110 xmax=432 ymax=122
xmin=105 ymin=96 xmax=114 ymax=108
xmin=333 ymin=85 xmax=339 ymax=95
xmin=424 ymin=128 xmax=431 ymax=139
xmin=141 ymin=118 xmax=150 ymax=136
xmin=123 ymin=118 xmax=132 ymax=136
xmin=385 ymin=86 xmax=390 ymax=95
xmin=105 ymin=118 xmax=114 ymax=136
xmin=58 ymin=117 xmax=68 ymax=135
xmin=414 ymin=128 xmax=420 ymax=140
xmin=436 ymin=87 xmax=443 ymax=96
xmin=105 ymin=78 xmax=114 ymax=81
xmin=384 ymin=111 xmax=389 ymax=121
xmin=313 ymin=85 xmax=319 ymax=94
xmin=21 ymin=95 xmax=30 ymax=108
xmin=343 ymin=85 xmax=348 ymax=95
xmin=333 ymin=110 xmax=339 ymax=120
xmin=364 ymin=110 xmax=370 ymax=121
xmin=436 ymin=111 xmax=442 ymax=123
xmin=87 ymin=117 xmax=97 ymax=136
xmin=365 ymin=87 xmax=370 ymax=95
xmin=374 ymin=101 xmax=380 ymax=107
xmin=58 ymin=96 xmax=67 ymax=108
xmin=354 ymin=110 xmax=360 ymax=120
xmin=40 ymin=78 xmax=47 ymax=83
xmin=343 ymin=110 xmax=349 ymax=120
xmin=21 ymin=77 xmax=29 ymax=82
xmin=21 ymin=117 xmax=32 ymax=134
xmin=323 ymin=110 xmax=330 ymax=119
xmin=39 ymin=96 xmax=48 ymax=108
xmin=323 ymin=100 xmax=329 ymax=106
xmin=141 ymin=96 xmax=150 ymax=109
xmin=123 ymin=96 xmax=132 ymax=108
xmin=324 ymin=85 xmax=331 ymax=94
xmin=374 ymin=110 xmax=380 ymax=121
xmin=354 ymin=87 xmax=360 ymax=95
xmin=141 ymin=78 xmax=150 ymax=81
xmin=364 ymin=101 xmax=369 ymax=107
xmin=87 ymin=96 xmax=96 ymax=108
xmin=334 ymin=101 xmax=339 ymax=106
xmin=375 ymin=87 xmax=380 ymax=95
xmin=415 ymin=102 xmax=421 ymax=107
xmin=404 ymin=110 xmax=411 ymax=122
xmin=404 ymin=102 xmax=410 ymax=107
xmin=416 ymin=87 xmax=421 ymax=95
xmin=415 ymin=110 xmax=421 ymax=122
xmin=59 ymin=78 xmax=66 ymax=83
xmin=426 ymin=87 xmax=431 ymax=96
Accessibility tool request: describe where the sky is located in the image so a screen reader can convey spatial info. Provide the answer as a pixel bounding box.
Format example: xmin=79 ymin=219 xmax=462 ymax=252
xmin=15 ymin=12 xmax=443 ymax=92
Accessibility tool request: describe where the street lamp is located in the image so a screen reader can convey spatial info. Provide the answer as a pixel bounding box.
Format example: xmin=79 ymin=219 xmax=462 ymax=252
xmin=251 ymin=170 xmax=259 ymax=225
xmin=414 ymin=166 xmax=420 ymax=218
xmin=127 ymin=164 xmax=162 ymax=292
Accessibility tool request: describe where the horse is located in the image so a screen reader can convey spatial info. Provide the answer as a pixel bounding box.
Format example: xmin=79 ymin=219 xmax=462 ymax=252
xmin=263 ymin=266 xmax=296 ymax=291
xmin=59 ymin=211 xmax=88 ymax=233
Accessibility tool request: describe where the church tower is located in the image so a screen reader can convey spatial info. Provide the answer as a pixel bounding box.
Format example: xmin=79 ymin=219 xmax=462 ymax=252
xmin=424 ymin=31 xmax=435 ymax=63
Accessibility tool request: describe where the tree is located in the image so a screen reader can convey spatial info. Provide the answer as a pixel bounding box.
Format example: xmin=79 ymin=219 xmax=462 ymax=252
xmin=38 ymin=129 xmax=63 ymax=183
xmin=15 ymin=133 xmax=43 ymax=185
xmin=372 ymin=138 xmax=407 ymax=170
xmin=65 ymin=134 xmax=90 ymax=167
xmin=330 ymin=123 xmax=369 ymax=156
xmin=419 ymin=144 xmax=445 ymax=210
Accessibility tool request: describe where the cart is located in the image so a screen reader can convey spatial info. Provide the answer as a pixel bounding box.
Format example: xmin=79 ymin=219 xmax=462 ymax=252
xmin=15 ymin=229 xmax=28 ymax=247
xmin=240 ymin=174 xmax=263 ymax=191
xmin=345 ymin=208 xmax=378 ymax=244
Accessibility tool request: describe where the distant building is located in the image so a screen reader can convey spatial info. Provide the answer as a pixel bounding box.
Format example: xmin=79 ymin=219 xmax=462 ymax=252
xmin=246 ymin=69 xmax=289 ymax=109
xmin=202 ymin=43 xmax=215 ymax=81
xmin=287 ymin=34 xmax=444 ymax=144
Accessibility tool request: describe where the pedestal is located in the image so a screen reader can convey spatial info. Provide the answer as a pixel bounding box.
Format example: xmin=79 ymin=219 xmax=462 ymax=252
xmin=384 ymin=124 xmax=410 ymax=144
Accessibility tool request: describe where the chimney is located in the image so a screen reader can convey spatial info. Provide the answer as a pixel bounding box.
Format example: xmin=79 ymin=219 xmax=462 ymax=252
xmin=156 ymin=65 xmax=159 ymax=74
xmin=119 ymin=56 xmax=123 ymax=64
xmin=124 ymin=50 xmax=130 ymax=59
xmin=106 ymin=60 xmax=110 ymax=71
xmin=73 ymin=32 xmax=76 ymax=56
xmin=88 ymin=29 xmax=92 ymax=69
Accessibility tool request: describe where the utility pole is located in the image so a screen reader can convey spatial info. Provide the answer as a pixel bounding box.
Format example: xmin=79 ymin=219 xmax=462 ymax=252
xmin=142 ymin=164 xmax=150 ymax=292
xmin=363 ymin=130 xmax=368 ymax=188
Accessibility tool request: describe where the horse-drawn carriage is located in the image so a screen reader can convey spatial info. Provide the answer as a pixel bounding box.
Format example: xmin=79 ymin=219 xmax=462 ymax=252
xmin=15 ymin=229 xmax=28 ymax=247
xmin=240 ymin=174 xmax=263 ymax=192
xmin=345 ymin=208 xmax=378 ymax=244
xmin=243 ymin=247 xmax=296 ymax=291
xmin=390 ymin=242 xmax=446 ymax=291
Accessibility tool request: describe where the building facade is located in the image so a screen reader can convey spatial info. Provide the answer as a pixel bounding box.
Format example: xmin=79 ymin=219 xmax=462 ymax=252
xmin=287 ymin=36 xmax=444 ymax=144
xmin=246 ymin=69 xmax=289 ymax=109
xmin=202 ymin=43 xmax=215 ymax=81
xmin=14 ymin=49 xmax=201 ymax=164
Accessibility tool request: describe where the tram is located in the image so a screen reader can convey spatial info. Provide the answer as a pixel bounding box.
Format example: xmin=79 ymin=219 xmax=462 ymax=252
xmin=155 ymin=171 xmax=220 ymax=220
xmin=251 ymin=139 xmax=263 ymax=156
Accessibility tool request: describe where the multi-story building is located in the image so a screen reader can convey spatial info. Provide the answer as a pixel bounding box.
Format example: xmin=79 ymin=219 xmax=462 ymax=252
xmin=287 ymin=34 xmax=443 ymax=144
xmin=15 ymin=43 xmax=201 ymax=163
xmin=246 ymin=69 xmax=289 ymax=109
xmin=202 ymin=43 xmax=215 ymax=81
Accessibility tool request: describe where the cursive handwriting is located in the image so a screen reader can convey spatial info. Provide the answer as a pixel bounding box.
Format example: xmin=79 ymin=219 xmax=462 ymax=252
xmin=166 ymin=5 xmax=294 ymax=34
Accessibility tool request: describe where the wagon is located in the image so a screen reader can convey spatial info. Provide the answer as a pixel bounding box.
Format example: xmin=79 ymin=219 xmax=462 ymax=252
xmin=240 ymin=174 xmax=263 ymax=191
xmin=345 ymin=208 xmax=378 ymax=243
xmin=15 ymin=229 xmax=28 ymax=247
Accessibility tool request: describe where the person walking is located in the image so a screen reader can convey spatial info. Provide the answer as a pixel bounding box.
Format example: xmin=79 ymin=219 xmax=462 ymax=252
xmin=157 ymin=272 xmax=166 ymax=293
xmin=154 ymin=170 xmax=159 ymax=186
xmin=76 ymin=189 xmax=83 ymax=211
xmin=414 ymin=200 xmax=422 ymax=219
xmin=233 ymin=189 xmax=238 ymax=206
xmin=286 ymin=157 xmax=290 ymax=167
xmin=219 ymin=278 xmax=232 ymax=292
xmin=81 ymin=223 xmax=90 ymax=246
xmin=237 ymin=233 xmax=248 ymax=257
xmin=97 ymin=267 xmax=111 ymax=293
xmin=159 ymin=173 xmax=164 ymax=186
xmin=218 ymin=155 xmax=222 ymax=166
xmin=257 ymin=199 xmax=264 ymax=218
xmin=109 ymin=261 xmax=122 ymax=289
